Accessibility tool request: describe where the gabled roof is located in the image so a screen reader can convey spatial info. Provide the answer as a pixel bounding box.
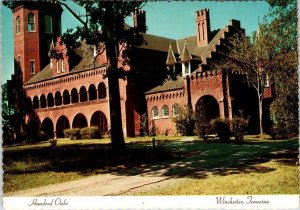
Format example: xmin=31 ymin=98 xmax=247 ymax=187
xmin=166 ymin=44 xmax=177 ymax=65
xmin=179 ymin=39 xmax=192 ymax=62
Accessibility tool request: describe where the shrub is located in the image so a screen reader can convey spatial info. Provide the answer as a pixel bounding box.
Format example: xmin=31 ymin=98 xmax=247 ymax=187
xmin=149 ymin=120 xmax=158 ymax=136
xmin=232 ymin=118 xmax=248 ymax=142
xmin=81 ymin=127 xmax=99 ymax=139
xmin=211 ymin=119 xmax=231 ymax=142
xmin=64 ymin=128 xmax=81 ymax=140
xmin=270 ymin=122 xmax=298 ymax=140
xmin=194 ymin=121 xmax=211 ymax=141
xmin=173 ymin=105 xmax=195 ymax=136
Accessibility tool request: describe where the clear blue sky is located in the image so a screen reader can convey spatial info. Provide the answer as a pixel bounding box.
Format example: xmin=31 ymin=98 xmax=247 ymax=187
xmin=1 ymin=1 xmax=270 ymax=83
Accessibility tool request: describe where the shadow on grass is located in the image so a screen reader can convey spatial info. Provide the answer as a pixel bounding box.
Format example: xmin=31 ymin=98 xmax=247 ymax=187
xmin=3 ymin=139 xmax=298 ymax=179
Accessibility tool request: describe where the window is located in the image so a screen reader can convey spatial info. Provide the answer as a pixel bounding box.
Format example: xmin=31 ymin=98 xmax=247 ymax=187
xmin=29 ymin=60 xmax=35 ymax=74
xmin=45 ymin=15 xmax=52 ymax=33
xmin=184 ymin=62 xmax=189 ymax=75
xmin=152 ymin=106 xmax=159 ymax=119
xmin=16 ymin=16 xmax=20 ymax=34
xmin=61 ymin=60 xmax=65 ymax=72
xmin=50 ymin=59 xmax=53 ymax=68
xmin=172 ymin=104 xmax=180 ymax=117
xmin=27 ymin=13 xmax=35 ymax=32
xmin=56 ymin=60 xmax=60 ymax=73
xmin=162 ymin=105 xmax=169 ymax=118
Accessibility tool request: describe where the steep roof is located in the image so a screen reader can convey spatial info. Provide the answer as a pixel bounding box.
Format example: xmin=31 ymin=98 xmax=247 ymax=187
xmin=179 ymin=39 xmax=192 ymax=62
xmin=166 ymin=44 xmax=177 ymax=65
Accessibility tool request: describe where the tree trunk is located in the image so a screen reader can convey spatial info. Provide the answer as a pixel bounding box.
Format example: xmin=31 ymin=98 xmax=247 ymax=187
xmin=257 ymin=91 xmax=264 ymax=136
xmin=106 ymin=40 xmax=126 ymax=150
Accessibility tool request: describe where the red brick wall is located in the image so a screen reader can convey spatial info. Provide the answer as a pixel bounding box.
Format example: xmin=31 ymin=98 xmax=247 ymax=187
xmin=146 ymin=89 xmax=185 ymax=135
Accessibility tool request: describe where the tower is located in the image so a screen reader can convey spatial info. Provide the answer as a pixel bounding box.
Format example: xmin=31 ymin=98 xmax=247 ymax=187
xmin=196 ymin=9 xmax=211 ymax=47
xmin=133 ymin=9 xmax=146 ymax=33
xmin=13 ymin=1 xmax=63 ymax=83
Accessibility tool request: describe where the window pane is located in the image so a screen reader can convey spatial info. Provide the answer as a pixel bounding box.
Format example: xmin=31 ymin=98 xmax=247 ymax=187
xmin=162 ymin=105 xmax=169 ymax=117
xmin=173 ymin=104 xmax=180 ymax=117
xmin=30 ymin=61 xmax=35 ymax=74
xmin=16 ymin=16 xmax=20 ymax=34
xmin=27 ymin=13 xmax=35 ymax=32
xmin=152 ymin=107 xmax=159 ymax=118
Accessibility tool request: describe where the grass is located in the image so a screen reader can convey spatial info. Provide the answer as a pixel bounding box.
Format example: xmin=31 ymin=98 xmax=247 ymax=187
xmin=3 ymin=136 xmax=299 ymax=195
xmin=134 ymin=160 xmax=298 ymax=195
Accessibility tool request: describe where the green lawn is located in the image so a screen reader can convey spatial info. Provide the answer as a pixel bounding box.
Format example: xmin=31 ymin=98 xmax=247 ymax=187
xmin=3 ymin=136 xmax=299 ymax=195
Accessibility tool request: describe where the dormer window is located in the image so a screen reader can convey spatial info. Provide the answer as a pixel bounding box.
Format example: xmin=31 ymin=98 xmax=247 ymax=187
xmin=16 ymin=16 xmax=21 ymax=34
xmin=45 ymin=15 xmax=52 ymax=33
xmin=27 ymin=13 xmax=35 ymax=32
xmin=184 ymin=62 xmax=189 ymax=75
xmin=50 ymin=59 xmax=53 ymax=68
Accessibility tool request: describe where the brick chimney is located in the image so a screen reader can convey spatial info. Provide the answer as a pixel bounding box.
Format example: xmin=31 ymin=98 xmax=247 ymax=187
xmin=196 ymin=9 xmax=211 ymax=47
xmin=133 ymin=9 xmax=146 ymax=33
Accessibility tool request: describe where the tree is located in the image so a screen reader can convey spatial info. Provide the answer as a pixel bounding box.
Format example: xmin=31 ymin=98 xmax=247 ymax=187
xmin=56 ymin=1 xmax=146 ymax=149
xmin=264 ymin=0 xmax=298 ymax=136
xmin=215 ymin=30 xmax=269 ymax=136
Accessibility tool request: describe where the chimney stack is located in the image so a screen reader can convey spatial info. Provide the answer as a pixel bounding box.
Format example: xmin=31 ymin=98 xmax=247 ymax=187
xmin=133 ymin=9 xmax=146 ymax=33
xmin=196 ymin=9 xmax=211 ymax=47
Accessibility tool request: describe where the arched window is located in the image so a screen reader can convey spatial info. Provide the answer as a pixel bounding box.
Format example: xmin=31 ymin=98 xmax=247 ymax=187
xmin=88 ymin=84 xmax=97 ymax=101
xmin=47 ymin=93 xmax=54 ymax=107
xmin=71 ymin=88 xmax=78 ymax=103
xmin=55 ymin=91 xmax=62 ymax=106
xmin=45 ymin=15 xmax=52 ymax=33
xmin=33 ymin=95 xmax=39 ymax=109
xmin=151 ymin=106 xmax=159 ymax=119
xmin=16 ymin=16 xmax=20 ymax=34
xmin=98 ymin=83 xmax=106 ymax=99
xmin=27 ymin=13 xmax=35 ymax=32
xmin=40 ymin=94 xmax=46 ymax=108
xmin=79 ymin=86 xmax=88 ymax=102
xmin=162 ymin=105 xmax=169 ymax=118
xmin=172 ymin=104 xmax=180 ymax=117
xmin=63 ymin=90 xmax=70 ymax=105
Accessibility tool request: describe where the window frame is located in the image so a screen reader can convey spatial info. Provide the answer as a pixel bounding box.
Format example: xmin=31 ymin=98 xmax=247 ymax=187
xmin=56 ymin=60 xmax=60 ymax=73
xmin=16 ymin=16 xmax=21 ymax=34
xmin=151 ymin=106 xmax=159 ymax=119
xmin=29 ymin=60 xmax=35 ymax=74
xmin=162 ymin=105 xmax=169 ymax=118
xmin=61 ymin=60 xmax=65 ymax=72
xmin=172 ymin=104 xmax=180 ymax=117
xmin=27 ymin=13 xmax=36 ymax=32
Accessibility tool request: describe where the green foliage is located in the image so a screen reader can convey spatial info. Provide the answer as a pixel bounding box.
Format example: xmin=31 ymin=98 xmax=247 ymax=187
xmin=194 ymin=121 xmax=211 ymax=141
xmin=210 ymin=119 xmax=231 ymax=142
xmin=173 ymin=106 xmax=195 ymax=136
xmin=270 ymin=122 xmax=298 ymax=140
xmin=231 ymin=118 xmax=248 ymax=142
xmin=149 ymin=120 xmax=158 ymax=136
xmin=81 ymin=127 xmax=99 ymax=139
xmin=64 ymin=128 xmax=81 ymax=140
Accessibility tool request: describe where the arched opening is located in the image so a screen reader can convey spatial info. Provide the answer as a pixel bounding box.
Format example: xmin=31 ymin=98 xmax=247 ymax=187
xmin=72 ymin=113 xmax=88 ymax=128
xmin=55 ymin=91 xmax=62 ymax=106
xmin=47 ymin=93 xmax=54 ymax=107
xmin=33 ymin=95 xmax=39 ymax=109
xmin=27 ymin=119 xmax=40 ymax=141
xmin=56 ymin=115 xmax=70 ymax=138
xmin=91 ymin=111 xmax=108 ymax=136
xmin=98 ymin=83 xmax=106 ymax=99
xmin=79 ymin=86 xmax=87 ymax=102
xmin=71 ymin=88 xmax=78 ymax=103
xmin=40 ymin=94 xmax=46 ymax=108
xmin=172 ymin=103 xmax=180 ymax=117
xmin=195 ymin=95 xmax=220 ymax=123
xmin=88 ymin=84 xmax=97 ymax=101
xmin=162 ymin=105 xmax=169 ymax=118
xmin=41 ymin=118 xmax=54 ymax=139
xmin=63 ymin=90 xmax=70 ymax=105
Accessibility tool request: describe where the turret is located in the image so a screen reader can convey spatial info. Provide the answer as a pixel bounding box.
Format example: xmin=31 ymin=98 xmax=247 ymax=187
xmin=12 ymin=1 xmax=63 ymax=83
xmin=195 ymin=9 xmax=211 ymax=47
xmin=133 ymin=9 xmax=146 ymax=33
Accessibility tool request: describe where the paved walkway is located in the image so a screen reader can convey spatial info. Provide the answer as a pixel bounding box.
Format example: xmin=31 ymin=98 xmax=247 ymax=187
xmin=6 ymin=172 xmax=175 ymax=196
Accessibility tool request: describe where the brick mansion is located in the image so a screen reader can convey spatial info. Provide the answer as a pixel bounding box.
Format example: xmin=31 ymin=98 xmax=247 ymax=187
xmin=7 ymin=2 xmax=272 ymax=140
